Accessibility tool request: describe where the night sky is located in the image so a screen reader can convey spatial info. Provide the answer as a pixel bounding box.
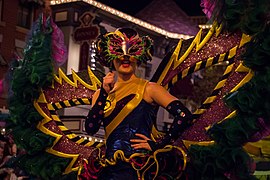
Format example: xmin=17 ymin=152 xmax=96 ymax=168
xmin=97 ymin=0 xmax=204 ymax=16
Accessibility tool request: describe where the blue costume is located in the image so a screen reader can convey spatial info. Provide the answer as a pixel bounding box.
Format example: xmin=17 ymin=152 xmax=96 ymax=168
xmin=82 ymin=28 xmax=193 ymax=179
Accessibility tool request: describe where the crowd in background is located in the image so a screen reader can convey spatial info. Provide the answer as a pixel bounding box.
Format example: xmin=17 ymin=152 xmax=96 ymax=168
xmin=0 ymin=133 xmax=28 ymax=180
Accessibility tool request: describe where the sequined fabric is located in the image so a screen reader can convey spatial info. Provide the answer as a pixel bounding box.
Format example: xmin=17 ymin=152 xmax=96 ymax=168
xmin=105 ymin=100 xmax=155 ymax=158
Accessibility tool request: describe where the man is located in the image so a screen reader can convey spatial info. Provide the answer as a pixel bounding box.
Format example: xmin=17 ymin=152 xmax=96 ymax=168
xmin=84 ymin=28 xmax=192 ymax=179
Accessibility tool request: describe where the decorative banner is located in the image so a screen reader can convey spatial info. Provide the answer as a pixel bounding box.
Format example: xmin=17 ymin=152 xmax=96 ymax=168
xmin=74 ymin=26 xmax=100 ymax=42
xmin=73 ymin=12 xmax=100 ymax=70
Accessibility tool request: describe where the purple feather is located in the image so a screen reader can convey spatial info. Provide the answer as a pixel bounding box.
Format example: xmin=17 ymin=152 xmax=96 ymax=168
xmin=51 ymin=20 xmax=67 ymax=67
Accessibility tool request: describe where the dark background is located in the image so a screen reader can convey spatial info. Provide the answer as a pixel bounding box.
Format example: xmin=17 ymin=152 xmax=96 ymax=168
xmin=97 ymin=0 xmax=204 ymax=16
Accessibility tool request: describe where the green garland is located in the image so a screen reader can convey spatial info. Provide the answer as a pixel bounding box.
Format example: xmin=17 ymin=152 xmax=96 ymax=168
xmin=7 ymin=14 xmax=76 ymax=179
xmin=6 ymin=1 xmax=270 ymax=179
xmin=188 ymin=0 xmax=270 ymax=179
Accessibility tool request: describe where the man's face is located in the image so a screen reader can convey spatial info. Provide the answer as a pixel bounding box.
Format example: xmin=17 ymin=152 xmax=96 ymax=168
xmin=113 ymin=55 xmax=138 ymax=75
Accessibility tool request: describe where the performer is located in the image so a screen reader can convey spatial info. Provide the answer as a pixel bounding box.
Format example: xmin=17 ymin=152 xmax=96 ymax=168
xmin=84 ymin=28 xmax=193 ymax=179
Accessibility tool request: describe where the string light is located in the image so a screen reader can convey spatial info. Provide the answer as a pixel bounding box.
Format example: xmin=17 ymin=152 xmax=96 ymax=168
xmin=50 ymin=0 xmax=194 ymax=39
xmin=198 ymin=24 xmax=212 ymax=29
xmin=78 ymin=134 xmax=104 ymax=142
xmin=0 ymin=128 xmax=5 ymax=135
xmin=89 ymin=41 xmax=96 ymax=70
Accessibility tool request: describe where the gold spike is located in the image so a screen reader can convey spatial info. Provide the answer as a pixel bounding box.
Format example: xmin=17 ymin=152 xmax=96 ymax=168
xmin=71 ymin=67 xmax=101 ymax=91
xmin=235 ymin=62 xmax=250 ymax=73
xmin=87 ymin=66 xmax=102 ymax=89
xmin=37 ymin=91 xmax=48 ymax=103
xmin=239 ymin=33 xmax=252 ymax=48
xmin=193 ymin=108 xmax=206 ymax=115
xmin=181 ymin=67 xmax=190 ymax=79
xmin=157 ymin=40 xmax=182 ymax=85
xmin=205 ymin=125 xmax=212 ymax=131
xmin=172 ymin=75 xmax=178 ymax=85
xmin=214 ymin=79 xmax=227 ymax=90
xmin=164 ymin=84 xmax=168 ymax=90
xmin=214 ymin=22 xmax=223 ymax=37
xmin=194 ymin=61 xmax=202 ymax=72
xmin=223 ymin=63 xmax=234 ymax=75
xmin=53 ymin=67 xmax=101 ymax=91
xmin=196 ymin=26 xmax=214 ymax=52
xmin=54 ymin=68 xmax=76 ymax=87
xmin=157 ymin=22 xmax=223 ymax=86
xmin=218 ymin=53 xmax=226 ymax=62
xmin=230 ymin=70 xmax=254 ymax=93
xmin=177 ymin=29 xmax=202 ymax=67
xmin=203 ymin=96 xmax=216 ymax=104
xmin=205 ymin=57 xmax=214 ymax=68
xmin=228 ymin=46 xmax=238 ymax=59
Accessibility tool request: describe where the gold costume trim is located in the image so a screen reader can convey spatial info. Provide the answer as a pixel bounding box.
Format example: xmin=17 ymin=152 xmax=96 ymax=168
xmin=104 ymin=78 xmax=148 ymax=138
xmin=97 ymin=145 xmax=187 ymax=180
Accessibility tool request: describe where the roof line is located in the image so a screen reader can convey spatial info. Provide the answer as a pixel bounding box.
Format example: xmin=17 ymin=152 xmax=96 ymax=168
xmin=50 ymin=0 xmax=194 ymax=39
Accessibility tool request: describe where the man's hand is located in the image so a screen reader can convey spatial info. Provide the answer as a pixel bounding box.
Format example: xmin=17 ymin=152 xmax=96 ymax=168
xmin=130 ymin=133 xmax=152 ymax=151
xmin=103 ymin=71 xmax=115 ymax=93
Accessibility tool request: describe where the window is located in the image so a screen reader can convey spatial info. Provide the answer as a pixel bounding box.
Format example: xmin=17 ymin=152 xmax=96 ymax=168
xmin=15 ymin=39 xmax=26 ymax=59
xmin=0 ymin=54 xmax=6 ymax=65
xmin=17 ymin=2 xmax=33 ymax=29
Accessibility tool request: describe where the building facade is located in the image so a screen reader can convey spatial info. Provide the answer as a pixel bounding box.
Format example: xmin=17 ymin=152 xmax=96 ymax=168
xmin=0 ymin=0 xmax=207 ymax=135
xmin=0 ymin=0 xmax=43 ymax=108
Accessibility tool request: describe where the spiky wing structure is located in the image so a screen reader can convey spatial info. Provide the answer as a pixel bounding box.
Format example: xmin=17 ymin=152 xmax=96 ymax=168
xmin=7 ymin=0 xmax=270 ymax=178
xmin=8 ymin=14 xmax=104 ymax=179
xmin=152 ymin=24 xmax=252 ymax=140
xmin=151 ymin=0 xmax=270 ymax=178
xmin=34 ymin=68 xmax=104 ymax=174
